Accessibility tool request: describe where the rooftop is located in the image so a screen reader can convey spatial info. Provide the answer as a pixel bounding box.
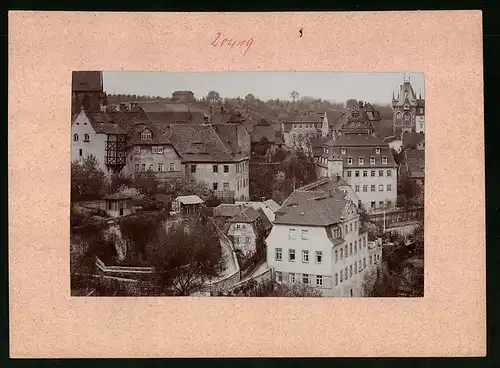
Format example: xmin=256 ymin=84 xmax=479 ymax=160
xmin=175 ymin=195 xmax=204 ymax=205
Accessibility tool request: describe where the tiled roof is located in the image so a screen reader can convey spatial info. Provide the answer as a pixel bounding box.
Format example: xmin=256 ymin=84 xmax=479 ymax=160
xmin=175 ymin=195 xmax=204 ymax=205
xmin=72 ymin=71 xmax=103 ymax=92
xmin=230 ymin=206 xmax=262 ymax=223
xmin=214 ymin=204 xmax=245 ymax=218
xmin=327 ymin=133 xmax=384 ymax=147
xmin=309 ymin=136 xmax=328 ymax=149
xmin=110 ymin=110 xmax=152 ymax=132
xmin=160 ymin=124 xmax=236 ymax=162
xmin=256 ymin=207 xmax=273 ymax=230
xmin=87 ymin=112 xmax=127 ymax=135
xmin=126 ymin=123 xmax=173 ymax=146
xmin=273 ymin=192 xmax=349 ymax=226
xmin=402 ymin=132 xmax=425 ymax=148
xmin=326 ymin=110 xmax=344 ymax=128
xmin=263 ymin=199 xmax=280 ymax=212
xmin=325 ymin=146 xmax=397 ymax=168
xmin=139 ymin=102 xmax=207 ymax=124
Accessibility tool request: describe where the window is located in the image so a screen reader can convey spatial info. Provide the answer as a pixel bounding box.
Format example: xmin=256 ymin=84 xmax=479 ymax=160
xmin=134 ymin=146 xmax=140 ymax=154
xmin=363 ymin=238 xmax=367 ymax=248
xmin=335 ymin=273 xmax=339 ymax=285
xmin=349 ymin=265 xmax=353 ymax=277
xmin=289 ymin=249 xmax=296 ymax=262
xmin=223 ymin=182 xmax=229 ymax=190
xmin=340 ymin=270 xmax=343 ymax=282
xmin=378 ymin=184 xmax=384 ymax=191
xmin=355 ymin=170 xmax=360 ymax=177
xmin=301 ymin=230 xmax=309 ymax=240
xmin=213 ymin=165 xmax=218 ymax=173
xmin=371 ymin=201 xmax=375 ymax=208
xmin=169 ymin=162 xmax=175 ymax=172
xmin=382 ymin=157 xmax=388 ymax=164
xmin=152 ymin=146 xmax=163 ymax=154
xmin=363 ymin=258 xmax=366 ymax=268
xmin=234 ymin=236 xmax=240 ymax=243
xmin=335 ymin=250 xmax=338 ymax=262
xmin=376 ymin=148 xmax=381 ymax=154
xmin=134 ymin=164 xmax=139 ymax=172
xmin=73 ymin=134 xmax=79 ymax=141
xmin=371 ymin=185 xmax=375 ymax=192
xmin=129 ymin=155 xmax=133 ymax=163
xmin=79 ymin=149 xmax=82 ymax=156
xmin=355 ymin=185 xmax=360 ymax=192
xmin=84 ymin=134 xmax=90 ymax=142
xmin=333 ymin=228 xmax=341 ymax=238
xmin=358 ymin=157 xmax=364 ymax=165
xmin=292 ymin=134 xmax=296 ymax=139
xmin=371 ymin=170 xmax=375 ymax=177
xmin=359 ymin=260 xmax=362 ymax=270
xmin=191 ymin=164 xmax=196 ymax=173
xmin=347 ymin=157 xmax=353 ymax=165
xmin=140 ymin=131 xmax=152 ymax=140
xmin=349 ymin=243 xmax=353 ymax=255
xmin=302 ymin=250 xmax=309 ymax=263
xmin=354 ymin=241 xmax=357 ymax=253
xmin=345 ymin=267 xmax=348 ymax=279
xmin=369 ymin=255 xmax=373 ymax=265
xmin=340 ymin=248 xmax=343 ymax=259
xmin=289 ymin=273 xmax=295 ymax=283
xmin=224 ymin=165 xmax=229 ymax=173
xmin=387 ymin=184 xmax=392 ymax=191
xmin=387 ymin=170 xmax=392 ymax=177
xmin=276 ymin=271 xmax=283 ymax=283
xmin=347 ymin=170 xmax=352 ymax=177
xmin=141 ymin=164 xmax=146 ymax=172
xmin=341 ymin=148 xmax=346 ymax=155
xmin=158 ymin=163 xmax=164 ymax=172
xmin=148 ymin=164 xmax=154 ymax=171
xmin=349 ymin=223 xmax=353 ymax=232
xmin=344 ymin=245 xmax=348 ymax=259
xmin=316 ymin=251 xmax=323 ymax=264
xmin=275 ymin=248 xmax=282 ymax=261
xmin=354 ymin=263 xmax=358 ymax=274
xmin=236 ymin=224 xmax=240 ymax=229
xmin=302 ymin=274 xmax=309 ymax=284
xmin=363 ymin=185 xmax=368 ymax=192
xmin=316 ymin=275 xmax=323 ymax=286
xmin=370 ymin=157 xmax=375 ymax=164
xmin=379 ymin=170 xmax=384 ymax=177
xmin=289 ymin=229 xmax=296 ymax=239
xmin=363 ymin=170 xmax=368 ymax=177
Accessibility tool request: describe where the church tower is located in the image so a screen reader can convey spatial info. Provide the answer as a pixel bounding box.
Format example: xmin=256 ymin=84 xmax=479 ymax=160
xmin=392 ymin=75 xmax=423 ymax=139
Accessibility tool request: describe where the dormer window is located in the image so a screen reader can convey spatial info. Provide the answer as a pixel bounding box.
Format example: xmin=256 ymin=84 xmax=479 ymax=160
xmin=370 ymin=157 xmax=375 ymax=165
xmin=84 ymin=134 xmax=90 ymax=142
xmin=382 ymin=157 xmax=388 ymax=164
xmin=140 ymin=129 xmax=152 ymax=140
xmin=375 ymin=147 xmax=381 ymax=154
xmin=73 ymin=134 xmax=79 ymax=142
xmin=347 ymin=157 xmax=353 ymax=165
xmin=358 ymin=157 xmax=364 ymax=165
xmin=341 ymin=148 xmax=346 ymax=155
xmin=134 ymin=146 xmax=140 ymax=154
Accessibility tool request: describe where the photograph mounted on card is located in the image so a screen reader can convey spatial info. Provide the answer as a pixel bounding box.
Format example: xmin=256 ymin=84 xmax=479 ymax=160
xmin=9 ymin=11 xmax=484 ymax=358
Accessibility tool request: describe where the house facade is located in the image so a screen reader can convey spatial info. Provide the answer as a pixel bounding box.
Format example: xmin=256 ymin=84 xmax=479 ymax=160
xmin=71 ymin=109 xmax=127 ymax=176
xmin=266 ymin=186 xmax=381 ymax=297
xmin=122 ymin=122 xmax=184 ymax=182
xmin=171 ymin=90 xmax=195 ymax=103
xmin=281 ymin=113 xmax=329 ymax=151
xmin=318 ymin=111 xmax=398 ymax=212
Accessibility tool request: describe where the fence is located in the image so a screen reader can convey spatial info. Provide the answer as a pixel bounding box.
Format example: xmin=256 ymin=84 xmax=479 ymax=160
xmin=94 ymin=256 xmax=156 ymax=281
xmin=369 ymin=207 xmax=423 ymax=228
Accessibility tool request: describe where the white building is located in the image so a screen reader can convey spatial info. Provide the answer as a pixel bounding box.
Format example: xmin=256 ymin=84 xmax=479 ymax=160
xmin=318 ymin=111 xmax=398 ymax=212
xmin=71 ymin=108 xmax=127 ymax=176
xmin=266 ymin=181 xmax=382 ymax=297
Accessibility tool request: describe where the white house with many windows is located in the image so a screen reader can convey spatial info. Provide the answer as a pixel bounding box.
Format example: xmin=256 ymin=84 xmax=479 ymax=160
xmin=266 ymin=181 xmax=382 ymax=297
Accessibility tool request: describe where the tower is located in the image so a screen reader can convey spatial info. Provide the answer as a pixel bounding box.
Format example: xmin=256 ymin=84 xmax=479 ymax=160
xmin=392 ymin=76 xmax=420 ymax=139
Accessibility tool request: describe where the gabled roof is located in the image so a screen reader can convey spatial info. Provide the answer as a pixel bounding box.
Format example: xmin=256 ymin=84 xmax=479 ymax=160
xmin=230 ymin=206 xmax=262 ymax=223
xmin=263 ymin=199 xmax=280 ymax=212
xmin=256 ymin=207 xmax=273 ymax=230
xmin=274 ymin=192 xmax=350 ymax=226
xmin=175 ymin=195 xmax=204 ymax=205
xmin=326 ymin=110 xmax=345 ymax=128
xmin=74 ymin=109 xmax=127 ymax=135
xmin=126 ymin=122 xmax=174 ymax=146
xmin=214 ymin=204 xmax=245 ymax=218
xmin=212 ymin=124 xmax=246 ymax=156
xmin=327 ymin=133 xmax=384 ymax=147
xmin=172 ymin=90 xmax=194 ymax=95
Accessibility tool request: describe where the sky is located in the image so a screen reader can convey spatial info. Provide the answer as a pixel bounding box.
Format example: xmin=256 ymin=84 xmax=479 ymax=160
xmin=103 ymin=72 xmax=424 ymax=105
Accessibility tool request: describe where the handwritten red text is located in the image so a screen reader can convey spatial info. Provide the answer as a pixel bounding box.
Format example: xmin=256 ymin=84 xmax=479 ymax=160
xmin=211 ymin=33 xmax=254 ymax=56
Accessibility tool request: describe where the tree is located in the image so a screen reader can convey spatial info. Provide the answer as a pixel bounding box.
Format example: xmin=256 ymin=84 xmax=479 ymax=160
xmin=284 ymin=148 xmax=317 ymax=191
xmin=110 ymin=172 xmax=134 ymax=193
xmin=71 ymin=155 xmax=107 ymax=201
xmin=146 ymin=218 xmax=223 ymax=295
xmin=290 ymin=90 xmax=299 ymax=103
xmin=207 ymin=90 xmax=221 ymax=104
xmin=253 ymin=136 xmax=271 ymax=156
xmin=245 ymin=94 xmax=256 ymax=103
xmin=345 ymin=99 xmax=359 ymax=110
xmin=161 ymin=179 xmax=213 ymax=200
xmin=223 ymin=280 xmax=322 ymax=297
xmin=135 ymin=169 xmax=159 ymax=197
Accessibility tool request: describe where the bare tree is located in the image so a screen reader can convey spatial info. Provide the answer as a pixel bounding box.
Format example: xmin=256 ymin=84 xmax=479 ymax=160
xmin=290 ymin=90 xmax=299 ymax=103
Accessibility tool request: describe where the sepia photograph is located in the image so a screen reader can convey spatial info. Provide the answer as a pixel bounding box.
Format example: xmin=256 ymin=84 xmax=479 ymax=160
xmin=70 ymin=71 xmax=425 ymax=298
